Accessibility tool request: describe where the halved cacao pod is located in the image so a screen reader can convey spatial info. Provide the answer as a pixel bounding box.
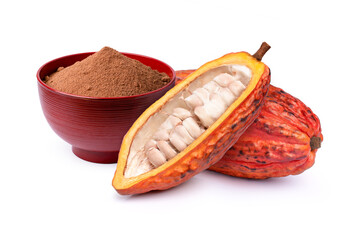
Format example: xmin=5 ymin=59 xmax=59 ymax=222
xmin=175 ymin=70 xmax=322 ymax=179
xmin=112 ymin=43 xmax=271 ymax=194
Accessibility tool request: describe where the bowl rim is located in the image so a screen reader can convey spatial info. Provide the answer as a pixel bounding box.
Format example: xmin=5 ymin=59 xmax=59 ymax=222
xmin=36 ymin=51 xmax=176 ymax=100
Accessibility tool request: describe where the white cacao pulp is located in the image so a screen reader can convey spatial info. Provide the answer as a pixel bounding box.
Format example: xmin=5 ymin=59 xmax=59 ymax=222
xmin=124 ymin=64 xmax=252 ymax=178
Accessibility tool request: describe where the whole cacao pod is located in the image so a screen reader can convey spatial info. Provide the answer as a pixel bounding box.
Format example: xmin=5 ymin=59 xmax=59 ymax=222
xmin=209 ymin=85 xmax=322 ymax=179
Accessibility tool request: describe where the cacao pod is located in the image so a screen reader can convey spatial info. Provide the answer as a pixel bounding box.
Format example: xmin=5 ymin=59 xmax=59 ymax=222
xmin=176 ymin=70 xmax=322 ymax=179
xmin=112 ymin=43 xmax=271 ymax=194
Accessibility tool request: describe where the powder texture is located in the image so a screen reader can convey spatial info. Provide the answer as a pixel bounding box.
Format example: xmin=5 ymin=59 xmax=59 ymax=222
xmin=44 ymin=47 xmax=171 ymax=97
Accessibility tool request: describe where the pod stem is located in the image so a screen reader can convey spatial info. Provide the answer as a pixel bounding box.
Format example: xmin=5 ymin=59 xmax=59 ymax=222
xmin=252 ymin=42 xmax=271 ymax=61
xmin=310 ymin=136 xmax=322 ymax=151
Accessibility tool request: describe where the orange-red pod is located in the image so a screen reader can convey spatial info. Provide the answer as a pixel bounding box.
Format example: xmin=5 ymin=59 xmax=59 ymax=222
xmin=209 ymin=85 xmax=322 ymax=179
xmin=112 ymin=43 xmax=271 ymax=194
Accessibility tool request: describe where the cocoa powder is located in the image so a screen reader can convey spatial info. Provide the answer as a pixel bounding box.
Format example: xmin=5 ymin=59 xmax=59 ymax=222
xmin=44 ymin=47 xmax=171 ymax=97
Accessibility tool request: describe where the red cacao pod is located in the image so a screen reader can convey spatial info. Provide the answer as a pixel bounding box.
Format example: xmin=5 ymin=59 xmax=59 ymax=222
xmin=209 ymin=85 xmax=322 ymax=179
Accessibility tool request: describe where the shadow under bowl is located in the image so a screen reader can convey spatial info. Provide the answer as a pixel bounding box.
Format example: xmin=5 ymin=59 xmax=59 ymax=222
xmin=37 ymin=52 xmax=175 ymax=164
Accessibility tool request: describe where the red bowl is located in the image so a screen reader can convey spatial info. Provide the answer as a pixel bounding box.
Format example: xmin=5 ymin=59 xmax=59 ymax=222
xmin=37 ymin=52 xmax=175 ymax=164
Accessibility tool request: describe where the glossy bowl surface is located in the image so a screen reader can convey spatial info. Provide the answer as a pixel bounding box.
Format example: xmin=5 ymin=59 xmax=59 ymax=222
xmin=37 ymin=52 xmax=175 ymax=163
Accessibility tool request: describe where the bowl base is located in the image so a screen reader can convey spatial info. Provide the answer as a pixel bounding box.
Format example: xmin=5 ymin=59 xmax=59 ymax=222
xmin=72 ymin=147 xmax=118 ymax=164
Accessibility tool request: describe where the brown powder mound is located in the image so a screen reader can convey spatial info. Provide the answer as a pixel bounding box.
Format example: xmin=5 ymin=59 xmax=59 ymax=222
xmin=44 ymin=47 xmax=171 ymax=97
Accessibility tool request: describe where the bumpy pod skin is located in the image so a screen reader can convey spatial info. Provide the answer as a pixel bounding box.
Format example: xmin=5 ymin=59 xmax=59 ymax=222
xmin=112 ymin=52 xmax=271 ymax=195
xmin=209 ymin=85 xmax=322 ymax=179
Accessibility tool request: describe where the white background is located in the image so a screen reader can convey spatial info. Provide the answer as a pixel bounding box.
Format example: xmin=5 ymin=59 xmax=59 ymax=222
xmin=1 ymin=0 xmax=359 ymax=239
